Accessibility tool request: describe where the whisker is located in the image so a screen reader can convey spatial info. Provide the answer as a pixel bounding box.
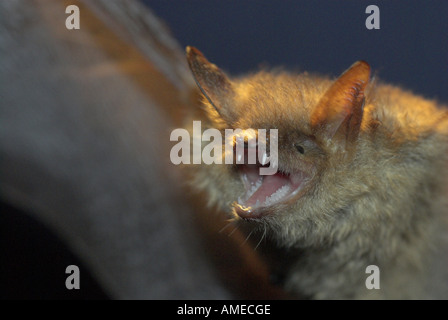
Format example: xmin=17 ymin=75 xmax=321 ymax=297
xmin=254 ymin=224 xmax=267 ymax=250
xmin=240 ymin=229 xmax=254 ymax=247
xmin=228 ymin=224 xmax=240 ymax=237
xmin=218 ymin=221 xmax=233 ymax=234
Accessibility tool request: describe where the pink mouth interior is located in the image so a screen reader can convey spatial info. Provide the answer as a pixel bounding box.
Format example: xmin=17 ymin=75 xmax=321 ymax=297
xmin=238 ymin=165 xmax=307 ymax=210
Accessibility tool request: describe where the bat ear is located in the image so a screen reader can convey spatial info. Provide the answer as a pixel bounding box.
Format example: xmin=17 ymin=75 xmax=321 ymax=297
xmin=311 ymin=61 xmax=370 ymax=150
xmin=186 ymin=46 xmax=234 ymax=121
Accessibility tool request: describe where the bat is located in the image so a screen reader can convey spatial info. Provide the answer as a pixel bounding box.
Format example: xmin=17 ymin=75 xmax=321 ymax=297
xmin=184 ymin=46 xmax=448 ymax=299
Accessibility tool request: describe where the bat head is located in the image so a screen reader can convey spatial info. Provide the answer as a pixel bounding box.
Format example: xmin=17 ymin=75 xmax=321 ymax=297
xmin=186 ymin=46 xmax=372 ymax=246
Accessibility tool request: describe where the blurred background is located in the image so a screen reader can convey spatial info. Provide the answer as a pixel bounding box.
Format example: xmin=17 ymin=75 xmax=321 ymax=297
xmin=1 ymin=0 xmax=446 ymax=299
xmin=146 ymin=0 xmax=448 ymax=102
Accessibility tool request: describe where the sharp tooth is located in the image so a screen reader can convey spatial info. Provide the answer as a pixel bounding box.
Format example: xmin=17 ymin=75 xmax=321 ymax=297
xmin=261 ymin=153 xmax=268 ymax=165
xmin=265 ymin=196 xmax=270 ymax=206
xmin=238 ymin=196 xmax=243 ymax=204
xmin=237 ymin=152 xmax=242 ymax=163
xmin=264 ymin=184 xmax=291 ymax=206
xmin=243 ymin=177 xmax=264 ymax=203
xmin=255 ymin=199 xmax=260 ymax=207
xmin=242 ymin=174 xmax=250 ymax=189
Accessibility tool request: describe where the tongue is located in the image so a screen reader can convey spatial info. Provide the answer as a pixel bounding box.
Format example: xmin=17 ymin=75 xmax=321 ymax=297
xmin=246 ymin=173 xmax=291 ymax=206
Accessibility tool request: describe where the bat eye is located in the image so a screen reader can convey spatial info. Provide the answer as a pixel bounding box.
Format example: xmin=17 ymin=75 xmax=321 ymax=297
xmin=295 ymin=144 xmax=305 ymax=154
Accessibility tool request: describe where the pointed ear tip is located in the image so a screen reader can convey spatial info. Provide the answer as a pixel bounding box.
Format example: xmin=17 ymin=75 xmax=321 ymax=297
xmin=357 ymin=60 xmax=371 ymax=71
xmin=186 ymin=46 xmax=201 ymax=58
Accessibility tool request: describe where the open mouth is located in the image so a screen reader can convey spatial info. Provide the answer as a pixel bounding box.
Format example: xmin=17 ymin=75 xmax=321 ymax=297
xmin=234 ymin=164 xmax=310 ymax=220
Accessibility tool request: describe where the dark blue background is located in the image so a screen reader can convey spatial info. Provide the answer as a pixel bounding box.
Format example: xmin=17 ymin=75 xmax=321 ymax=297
xmin=145 ymin=0 xmax=448 ymax=103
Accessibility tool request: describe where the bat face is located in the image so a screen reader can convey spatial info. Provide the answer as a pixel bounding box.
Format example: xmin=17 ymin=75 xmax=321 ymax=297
xmin=186 ymin=46 xmax=371 ymax=244
xmin=229 ymin=108 xmax=325 ymax=222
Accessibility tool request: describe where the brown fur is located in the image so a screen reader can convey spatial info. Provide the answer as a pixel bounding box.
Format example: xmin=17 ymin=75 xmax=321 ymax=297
xmin=184 ymin=47 xmax=448 ymax=299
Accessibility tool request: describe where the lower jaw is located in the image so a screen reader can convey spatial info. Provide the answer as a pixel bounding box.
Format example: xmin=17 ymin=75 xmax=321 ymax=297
xmin=232 ymin=202 xmax=276 ymax=220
